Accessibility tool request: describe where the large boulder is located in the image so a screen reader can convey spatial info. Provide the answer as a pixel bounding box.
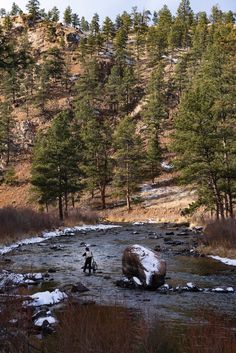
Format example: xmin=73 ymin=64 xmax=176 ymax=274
xmin=122 ymin=245 xmax=166 ymax=290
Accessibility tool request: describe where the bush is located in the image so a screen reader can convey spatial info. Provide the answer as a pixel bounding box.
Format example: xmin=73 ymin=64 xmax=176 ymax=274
xmin=203 ymin=218 xmax=236 ymax=249
xmin=0 ymin=206 xmax=59 ymax=244
xmin=45 ymin=304 xmax=141 ymax=353
xmin=64 ymin=208 xmax=100 ymax=226
xmin=184 ymin=309 xmax=236 ymax=353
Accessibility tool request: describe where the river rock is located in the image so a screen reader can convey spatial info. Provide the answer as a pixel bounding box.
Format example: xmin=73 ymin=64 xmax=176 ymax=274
xmin=71 ymin=282 xmax=89 ymax=293
xmin=122 ymin=245 xmax=166 ymax=290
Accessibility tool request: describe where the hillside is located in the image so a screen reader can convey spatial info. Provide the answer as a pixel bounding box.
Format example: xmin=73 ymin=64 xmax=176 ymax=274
xmin=0 ymin=3 xmax=235 ymax=223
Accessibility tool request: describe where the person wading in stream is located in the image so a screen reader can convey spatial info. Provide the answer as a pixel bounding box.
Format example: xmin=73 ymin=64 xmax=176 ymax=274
xmin=83 ymin=247 xmax=93 ymax=275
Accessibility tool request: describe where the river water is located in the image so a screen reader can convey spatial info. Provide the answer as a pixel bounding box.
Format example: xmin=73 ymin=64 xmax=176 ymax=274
xmin=1 ymin=222 xmax=236 ymax=323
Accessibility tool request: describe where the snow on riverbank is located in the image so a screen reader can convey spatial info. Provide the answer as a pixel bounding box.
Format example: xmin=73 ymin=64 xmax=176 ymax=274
xmin=27 ymin=289 xmax=68 ymax=307
xmin=0 ymin=271 xmax=46 ymax=289
xmin=0 ymin=224 xmax=121 ymax=255
xmin=209 ymin=255 xmax=236 ymax=267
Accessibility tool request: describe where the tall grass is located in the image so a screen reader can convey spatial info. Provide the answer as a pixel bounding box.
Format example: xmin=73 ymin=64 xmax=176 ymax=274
xmin=184 ymin=309 xmax=236 ymax=353
xmin=44 ymin=303 xmax=141 ymax=353
xmin=0 ymin=207 xmax=60 ymax=244
xmin=43 ymin=304 xmax=236 ymax=353
xmin=0 ymin=289 xmax=34 ymax=353
xmin=0 ymin=299 xmax=235 ymax=353
xmin=64 ymin=208 xmax=100 ymax=227
xmin=0 ymin=207 xmax=100 ymax=245
xmin=203 ymin=218 xmax=236 ymax=249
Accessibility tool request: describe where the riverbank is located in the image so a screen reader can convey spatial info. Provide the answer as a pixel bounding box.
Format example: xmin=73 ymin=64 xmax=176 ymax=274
xmin=0 ymin=206 xmax=99 ymax=246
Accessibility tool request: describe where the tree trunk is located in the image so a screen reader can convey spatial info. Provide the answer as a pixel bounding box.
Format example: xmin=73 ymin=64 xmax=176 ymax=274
xmin=100 ymin=186 xmax=106 ymax=209
xmin=126 ymin=191 xmax=131 ymax=211
xmin=71 ymin=194 xmax=75 ymax=208
xmin=58 ymin=195 xmax=63 ymax=221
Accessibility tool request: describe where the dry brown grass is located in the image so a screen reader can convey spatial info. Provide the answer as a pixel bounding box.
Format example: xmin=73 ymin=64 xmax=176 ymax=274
xmin=64 ymin=208 xmax=100 ymax=227
xmin=203 ymin=219 xmax=236 ymax=249
xmin=0 ymin=206 xmax=60 ymax=245
xmin=44 ymin=303 xmax=141 ymax=353
xmin=0 ymin=289 xmax=34 ymax=353
xmin=184 ymin=309 xmax=236 ymax=353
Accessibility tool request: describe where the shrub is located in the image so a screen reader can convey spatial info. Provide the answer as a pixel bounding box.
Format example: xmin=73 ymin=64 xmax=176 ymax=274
xmin=0 ymin=206 xmax=59 ymax=244
xmin=184 ymin=309 xmax=236 ymax=353
xmin=203 ymin=218 xmax=236 ymax=249
xmin=64 ymin=208 xmax=100 ymax=226
xmin=45 ymin=303 xmax=141 ymax=353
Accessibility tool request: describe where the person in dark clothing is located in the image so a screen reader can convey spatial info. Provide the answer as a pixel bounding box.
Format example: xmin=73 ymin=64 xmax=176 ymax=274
xmin=83 ymin=247 xmax=93 ymax=274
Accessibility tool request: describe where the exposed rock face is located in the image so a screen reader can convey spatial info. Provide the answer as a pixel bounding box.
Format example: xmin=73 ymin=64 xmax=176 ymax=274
xmin=122 ymin=245 xmax=166 ymax=290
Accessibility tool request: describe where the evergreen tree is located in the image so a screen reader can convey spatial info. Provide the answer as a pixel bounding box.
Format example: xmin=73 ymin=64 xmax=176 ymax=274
xmin=172 ymin=24 xmax=236 ymax=218
xmin=63 ymin=6 xmax=72 ymax=26
xmin=80 ymin=16 xmax=89 ymax=31
xmin=192 ymin=12 xmax=208 ymax=57
xmin=105 ymin=65 xmax=123 ymax=117
xmin=146 ymin=7 xmax=173 ymax=65
xmin=76 ymin=59 xmax=100 ymax=105
xmin=90 ymin=13 xmax=100 ymax=35
xmin=0 ymin=101 xmax=14 ymax=165
xmin=10 ymin=3 xmax=21 ymax=16
xmin=210 ymin=5 xmax=223 ymax=24
xmin=26 ymin=0 xmax=41 ymax=22
xmin=31 ymin=111 xmax=82 ymax=219
xmin=3 ymin=16 xmax=13 ymax=32
xmin=0 ymin=9 xmax=6 ymax=17
xmin=76 ymin=99 xmax=112 ymax=209
xmin=143 ymin=63 xmax=167 ymax=181
xmin=102 ymin=16 xmax=115 ymax=46
xmin=113 ymin=116 xmax=143 ymax=210
xmin=121 ymin=65 xmax=137 ymax=114
xmin=114 ymin=28 xmax=128 ymax=69
xmin=120 ymin=11 xmax=132 ymax=33
xmin=72 ymin=13 xmax=80 ymax=28
xmin=50 ymin=6 xmax=60 ymax=22
xmin=173 ymin=0 xmax=194 ymax=48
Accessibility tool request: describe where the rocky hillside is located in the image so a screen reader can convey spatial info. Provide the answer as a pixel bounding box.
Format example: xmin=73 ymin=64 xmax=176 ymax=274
xmin=0 ymin=4 xmax=235 ymax=223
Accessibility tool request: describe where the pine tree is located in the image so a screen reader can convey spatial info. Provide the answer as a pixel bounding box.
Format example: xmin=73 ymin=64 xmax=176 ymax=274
xmin=31 ymin=111 xmax=82 ymax=219
xmin=172 ymin=23 xmax=236 ymax=218
xmin=80 ymin=16 xmax=89 ymax=31
xmin=0 ymin=101 xmax=14 ymax=166
xmin=120 ymin=11 xmax=132 ymax=33
xmin=114 ymin=28 xmax=128 ymax=69
xmin=192 ymin=12 xmax=208 ymax=58
xmin=63 ymin=6 xmax=72 ymax=26
xmin=10 ymin=3 xmax=21 ymax=16
xmin=50 ymin=6 xmax=60 ymax=22
xmin=105 ymin=65 xmax=123 ymax=118
xmin=113 ymin=116 xmax=143 ymax=210
xmin=72 ymin=13 xmax=80 ymax=28
xmin=0 ymin=9 xmax=6 ymax=17
xmin=173 ymin=0 xmax=194 ymax=48
xmin=102 ymin=16 xmax=115 ymax=46
xmin=121 ymin=65 xmax=137 ymax=114
xmin=143 ymin=63 xmax=167 ymax=181
xmin=76 ymin=99 xmax=112 ymax=209
xmin=26 ymin=0 xmax=41 ymax=22
xmin=90 ymin=13 xmax=100 ymax=35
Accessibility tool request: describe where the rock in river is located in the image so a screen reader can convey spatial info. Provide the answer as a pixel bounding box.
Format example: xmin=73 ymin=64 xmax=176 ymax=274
xmin=122 ymin=245 xmax=166 ymax=290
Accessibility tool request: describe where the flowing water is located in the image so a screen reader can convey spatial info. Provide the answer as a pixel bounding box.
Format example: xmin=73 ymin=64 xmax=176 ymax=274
xmin=1 ymin=222 xmax=236 ymax=323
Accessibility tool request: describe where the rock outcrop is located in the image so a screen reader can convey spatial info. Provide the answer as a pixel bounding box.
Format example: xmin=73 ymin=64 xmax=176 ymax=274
xmin=122 ymin=245 xmax=166 ymax=290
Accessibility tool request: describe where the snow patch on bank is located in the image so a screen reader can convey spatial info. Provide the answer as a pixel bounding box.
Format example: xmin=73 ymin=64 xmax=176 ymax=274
xmin=0 ymin=224 xmax=121 ymax=255
xmin=27 ymin=289 xmax=68 ymax=307
xmin=209 ymin=255 xmax=236 ymax=267
xmin=0 ymin=271 xmax=44 ymax=288
xmin=34 ymin=316 xmax=57 ymax=327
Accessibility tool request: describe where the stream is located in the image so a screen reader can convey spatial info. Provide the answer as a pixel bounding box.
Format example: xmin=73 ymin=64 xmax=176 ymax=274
xmin=1 ymin=222 xmax=236 ymax=323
